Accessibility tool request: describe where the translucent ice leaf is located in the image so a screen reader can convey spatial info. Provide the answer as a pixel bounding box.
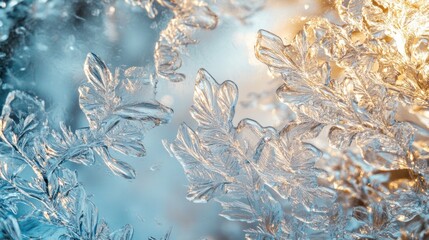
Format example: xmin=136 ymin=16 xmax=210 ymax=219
xmin=154 ymin=44 xmax=185 ymax=82
xmin=255 ymin=25 xmax=417 ymax=179
xmin=80 ymin=53 xmax=173 ymax=131
xmin=84 ymin=52 xmax=115 ymax=97
xmin=242 ymin=192 xmax=286 ymax=238
xmin=169 ymin=69 xmax=336 ymax=237
xmin=218 ymin=200 xmax=255 ymax=223
xmin=109 ymin=136 xmax=146 ymax=158
xmin=79 ymin=53 xmax=172 ymax=177
xmin=255 ymin=30 xmax=293 ymax=71
xmin=191 ymin=69 xmax=237 ymax=129
xmin=172 ymin=124 xmax=229 ymax=202
xmin=37 ymin=123 xmax=96 ymax=166
xmin=0 ymin=90 xmax=45 ymax=146
xmin=169 ymin=70 xmax=250 ymax=204
xmin=79 ymin=200 xmax=98 ymax=239
xmin=254 ymin=121 xmax=336 ymax=214
xmin=154 ymin=3 xmax=218 ymax=82
xmin=0 ymin=148 xmax=26 ymax=180
xmin=181 ymin=5 xmax=218 ymax=29
xmin=95 ymin=147 xmax=136 ymax=179
xmin=256 ymin=29 xmax=336 ymax=121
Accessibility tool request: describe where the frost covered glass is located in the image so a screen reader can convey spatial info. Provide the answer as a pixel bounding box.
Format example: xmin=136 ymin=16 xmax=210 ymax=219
xmin=0 ymin=52 xmax=172 ymax=239
xmin=167 ymin=0 xmax=429 ymax=239
xmin=3 ymin=0 xmax=429 ymax=239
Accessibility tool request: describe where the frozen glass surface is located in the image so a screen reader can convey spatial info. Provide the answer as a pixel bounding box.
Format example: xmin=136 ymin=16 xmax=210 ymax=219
xmin=7 ymin=0 xmax=429 ymax=239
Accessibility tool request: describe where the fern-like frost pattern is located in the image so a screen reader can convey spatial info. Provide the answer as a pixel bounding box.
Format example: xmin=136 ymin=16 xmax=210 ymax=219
xmin=167 ymin=70 xmax=336 ymax=238
xmin=79 ymin=53 xmax=173 ymax=179
xmin=169 ymin=0 xmax=429 ymax=238
xmin=0 ymin=53 xmax=172 ymax=239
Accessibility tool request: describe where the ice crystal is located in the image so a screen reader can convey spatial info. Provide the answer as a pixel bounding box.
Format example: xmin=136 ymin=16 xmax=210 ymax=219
xmin=0 ymin=53 xmax=172 ymax=239
xmin=155 ymin=0 xmax=266 ymax=82
xmin=167 ymin=70 xmax=336 ymax=238
xmin=169 ymin=0 xmax=429 ymax=238
xmin=0 ymin=91 xmax=133 ymax=239
xmin=125 ymin=0 xmax=265 ymax=82
xmin=2 ymin=0 xmax=264 ymax=85
xmin=79 ymin=53 xmax=173 ymax=178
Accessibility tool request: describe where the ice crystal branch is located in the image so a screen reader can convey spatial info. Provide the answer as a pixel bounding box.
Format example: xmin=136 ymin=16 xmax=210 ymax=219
xmin=154 ymin=0 xmax=218 ymax=82
xmin=257 ymin=0 xmax=428 ymax=237
xmin=0 ymin=53 xmax=172 ymax=239
xmin=154 ymin=0 xmax=265 ymax=82
xmin=169 ymin=0 xmax=429 ymax=238
xmin=255 ymin=26 xmax=414 ymax=170
xmin=125 ymin=0 xmax=265 ymax=82
xmin=167 ymin=69 xmax=336 ymax=238
xmin=0 ymin=91 xmax=133 ymax=239
xmin=79 ymin=53 xmax=173 ymax=179
xmin=334 ymin=0 xmax=429 ymax=106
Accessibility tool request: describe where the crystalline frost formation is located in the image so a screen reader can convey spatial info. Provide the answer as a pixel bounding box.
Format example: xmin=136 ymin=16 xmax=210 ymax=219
xmin=4 ymin=0 xmax=429 ymax=239
xmin=0 ymin=53 xmax=172 ymax=239
xmin=0 ymin=0 xmax=264 ymax=239
xmin=126 ymin=0 xmax=266 ymax=82
xmin=168 ymin=0 xmax=429 ymax=238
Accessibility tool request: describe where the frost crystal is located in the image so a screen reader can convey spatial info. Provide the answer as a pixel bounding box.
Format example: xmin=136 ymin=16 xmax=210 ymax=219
xmin=169 ymin=0 xmax=429 ymax=238
xmin=0 ymin=53 xmax=172 ymax=239
xmin=125 ymin=0 xmax=265 ymax=82
xmin=79 ymin=53 xmax=173 ymax=179
xmin=155 ymin=0 xmax=265 ymax=82
xmin=1 ymin=0 xmax=264 ymax=84
xmin=168 ymin=70 xmax=335 ymax=238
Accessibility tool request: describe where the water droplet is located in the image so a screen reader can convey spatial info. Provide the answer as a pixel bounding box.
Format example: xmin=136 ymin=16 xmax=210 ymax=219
xmin=0 ymin=33 xmax=9 ymax=42
xmin=15 ymin=27 xmax=26 ymax=35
